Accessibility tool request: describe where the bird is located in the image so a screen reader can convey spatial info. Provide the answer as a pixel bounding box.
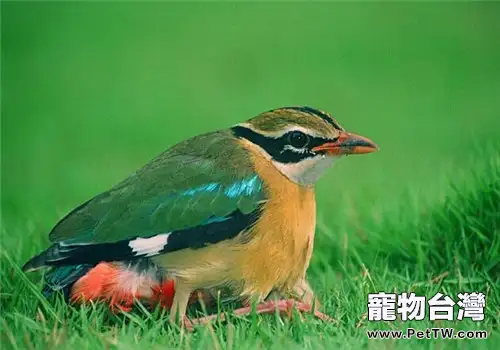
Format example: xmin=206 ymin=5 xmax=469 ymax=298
xmin=23 ymin=106 xmax=378 ymax=328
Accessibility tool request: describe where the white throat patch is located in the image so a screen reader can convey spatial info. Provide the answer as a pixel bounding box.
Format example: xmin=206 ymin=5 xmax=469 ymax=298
xmin=273 ymin=155 xmax=339 ymax=186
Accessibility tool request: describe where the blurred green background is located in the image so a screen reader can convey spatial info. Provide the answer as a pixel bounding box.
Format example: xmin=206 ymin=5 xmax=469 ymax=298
xmin=2 ymin=3 xmax=500 ymax=348
xmin=2 ymin=2 xmax=499 ymax=230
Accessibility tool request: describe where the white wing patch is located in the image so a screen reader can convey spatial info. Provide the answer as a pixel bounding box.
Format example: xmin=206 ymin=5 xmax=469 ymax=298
xmin=128 ymin=233 xmax=170 ymax=257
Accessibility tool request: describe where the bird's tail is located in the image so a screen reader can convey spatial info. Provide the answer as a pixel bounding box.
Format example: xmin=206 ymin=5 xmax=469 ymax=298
xmin=42 ymin=264 xmax=93 ymax=299
xmin=22 ymin=245 xmax=62 ymax=272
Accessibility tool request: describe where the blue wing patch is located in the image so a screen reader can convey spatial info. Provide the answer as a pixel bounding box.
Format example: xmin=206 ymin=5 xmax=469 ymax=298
xmin=181 ymin=182 xmax=219 ymax=196
xmin=180 ymin=175 xmax=262 ymax=198
xmin=148 ymin=175 xmax=263 ymax=217
xmin=224 ymin=175 xmax=262 ymax=198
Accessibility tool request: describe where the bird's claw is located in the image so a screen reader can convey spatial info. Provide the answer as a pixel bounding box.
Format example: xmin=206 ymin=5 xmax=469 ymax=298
xmin=183 ymin=298 xmax=334 ymax=330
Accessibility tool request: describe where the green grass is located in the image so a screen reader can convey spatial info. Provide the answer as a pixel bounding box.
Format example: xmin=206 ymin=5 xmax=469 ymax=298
xmin=2 ymin=2 xmax=500 ymax=349
xmin=1 ymin=146 xmax=499 ymax=349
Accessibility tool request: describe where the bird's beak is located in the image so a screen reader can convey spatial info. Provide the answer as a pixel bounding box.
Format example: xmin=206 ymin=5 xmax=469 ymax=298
xmin=312 ymin=131 xmax=379 ymax=155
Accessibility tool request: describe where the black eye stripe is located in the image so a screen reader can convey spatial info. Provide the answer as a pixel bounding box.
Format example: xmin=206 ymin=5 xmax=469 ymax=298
xmin=277 ymin=106 xmax=343 ymax=130
xmin=232 ymin=126 xmax=329 ymax=164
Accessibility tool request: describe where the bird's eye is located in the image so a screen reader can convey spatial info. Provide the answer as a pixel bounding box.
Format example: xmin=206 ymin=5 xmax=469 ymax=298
xmin=287 ymin=131 xmax=309 ymax=148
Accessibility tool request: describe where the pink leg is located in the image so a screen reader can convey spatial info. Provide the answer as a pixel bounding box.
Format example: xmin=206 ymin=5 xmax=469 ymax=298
xmin=188 ymin=299 xmax=334 ymax=327
xmin=182 ymin=317 xmax=195 ymax=332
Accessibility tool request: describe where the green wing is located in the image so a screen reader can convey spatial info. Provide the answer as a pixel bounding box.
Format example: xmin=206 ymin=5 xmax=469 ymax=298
xmin=48 ymin=130 xmax=266 ymax=245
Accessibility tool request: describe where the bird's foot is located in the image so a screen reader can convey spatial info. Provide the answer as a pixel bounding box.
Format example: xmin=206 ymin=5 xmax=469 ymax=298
xmin=182 ymin=316 xmax=195 ymax=332
xmin=187 ymin=298 xmax=334 ymax=328
xmin=251 ymin=299 xmax=334 ymax=322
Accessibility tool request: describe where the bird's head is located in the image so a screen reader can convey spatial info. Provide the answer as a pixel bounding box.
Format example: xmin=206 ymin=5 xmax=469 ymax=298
xmin=232 ymin=106 xmax=378 ymax=186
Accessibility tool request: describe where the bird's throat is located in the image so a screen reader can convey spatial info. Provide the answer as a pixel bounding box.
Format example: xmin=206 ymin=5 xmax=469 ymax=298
xmin=272 ymin=155 xmax=339 ymax=186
